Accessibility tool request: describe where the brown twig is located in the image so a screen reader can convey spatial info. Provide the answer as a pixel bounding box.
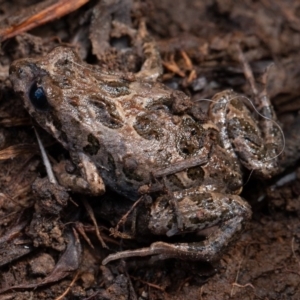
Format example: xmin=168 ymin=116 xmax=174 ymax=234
xmin=0 ymin=0 xmax=90 ymax=42
xmin=180 ymin=50 xmax=193 ymax=70
xmin=234 ymin=43 xmax=259 ymax=99
xmin=130 ymin=275 xmax=166 ymax=292
xmin=230 ymin=257 xmax=244 ymax=297
xmin=114 ymin=196 xmax=143 ymax=233
xmin=55 ymin=271 xmax=80 ymax=300
xmin=162 ymin=54 xmax=185 ymax=77
xmin=231 ymin=282 xmax=255 ymax=290
xmin=81 ymin=224 xmax=120 ymax=246
xmin=82 ymin=198 xmax=108 ymax=249
xmin=74 ymin=222 xmax=94 ymax=249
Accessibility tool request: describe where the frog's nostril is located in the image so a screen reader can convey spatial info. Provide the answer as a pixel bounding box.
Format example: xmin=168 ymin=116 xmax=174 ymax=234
xmin=29 ymin=82 xmax=50 ymax=111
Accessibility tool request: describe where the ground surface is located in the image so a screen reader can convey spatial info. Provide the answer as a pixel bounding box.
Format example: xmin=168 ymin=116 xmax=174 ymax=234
xmin=0 ymin=0 xmax=300 ymax=299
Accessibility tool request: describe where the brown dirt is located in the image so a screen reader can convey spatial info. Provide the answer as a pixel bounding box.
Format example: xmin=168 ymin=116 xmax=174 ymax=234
xmin=1 ymin=0 xmax=300 ymax=299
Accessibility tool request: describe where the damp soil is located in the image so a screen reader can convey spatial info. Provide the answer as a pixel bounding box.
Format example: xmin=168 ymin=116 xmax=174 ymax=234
xmin=1 ymin=0 xmax=300 ymax=299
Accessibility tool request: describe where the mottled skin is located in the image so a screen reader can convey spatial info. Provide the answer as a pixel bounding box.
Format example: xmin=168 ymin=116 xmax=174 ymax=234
xmin=10 ymin=46 xmax=282 ymax=264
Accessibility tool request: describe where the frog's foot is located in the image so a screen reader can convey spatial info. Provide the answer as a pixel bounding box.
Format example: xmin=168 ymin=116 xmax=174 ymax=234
xmin=53 ymin=152 xmax=105 ymax=196
xmin=210 ymin=90 xmax=283 ymax=178
xmin=102 ymin=192 xmax=252 ymax=265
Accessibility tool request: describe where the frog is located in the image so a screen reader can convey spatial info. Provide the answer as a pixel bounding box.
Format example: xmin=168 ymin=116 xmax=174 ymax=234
xmin=9 ymin=27 xmax=283 ymax=264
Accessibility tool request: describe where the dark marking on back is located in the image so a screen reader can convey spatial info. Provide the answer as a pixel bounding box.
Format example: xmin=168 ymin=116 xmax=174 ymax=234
xmin=83 ymin=133 xmax=100 ymax=155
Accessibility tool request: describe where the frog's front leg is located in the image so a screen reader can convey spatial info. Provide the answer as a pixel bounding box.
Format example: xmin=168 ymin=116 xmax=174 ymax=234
xmin=53 ymin=152 xmax=105 ymax=196
xmin=210 ymin=90 xmax=283 ymax=178
xmin=102 ymin=191 xmax=251 ymax=264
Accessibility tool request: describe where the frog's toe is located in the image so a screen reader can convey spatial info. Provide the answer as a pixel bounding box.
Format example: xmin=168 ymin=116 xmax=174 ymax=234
xmin=53 ymin=153 xmax=105 ymax=196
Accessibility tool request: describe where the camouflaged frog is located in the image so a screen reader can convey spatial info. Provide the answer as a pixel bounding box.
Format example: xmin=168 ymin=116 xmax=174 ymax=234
xmin=9 ymin=39 xmax=282 ymax=264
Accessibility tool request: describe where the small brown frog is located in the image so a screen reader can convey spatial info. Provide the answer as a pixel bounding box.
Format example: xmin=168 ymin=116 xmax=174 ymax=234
xmin=9 ymin=31 xmax=282 ymax=264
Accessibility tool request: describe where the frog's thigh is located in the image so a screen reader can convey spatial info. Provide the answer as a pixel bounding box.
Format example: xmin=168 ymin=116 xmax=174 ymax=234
xmin=53 ymin=152 xmax=105 ymax=196
xmin=102 ymin=193 xmax=252 ymax=264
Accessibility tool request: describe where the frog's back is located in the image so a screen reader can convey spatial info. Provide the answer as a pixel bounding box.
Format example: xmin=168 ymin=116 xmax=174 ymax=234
xmin=9 ymin=46 xmax=243 ymax=201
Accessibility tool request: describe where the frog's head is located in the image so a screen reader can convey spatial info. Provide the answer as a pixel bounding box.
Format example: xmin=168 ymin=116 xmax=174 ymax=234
xmin=10 ymin=46 xmax=135 ymax=153
xmin=9 ymin=46 xmax=90 ymax=149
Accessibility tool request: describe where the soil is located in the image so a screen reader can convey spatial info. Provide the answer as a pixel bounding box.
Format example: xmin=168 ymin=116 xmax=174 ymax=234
xmin=1 ymin=0 xmax=300 ymax=299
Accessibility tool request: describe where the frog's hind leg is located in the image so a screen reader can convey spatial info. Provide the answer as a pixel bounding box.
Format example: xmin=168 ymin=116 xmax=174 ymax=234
xmin=102 ymin=218 xmax=249 ymax=265
xmin=209 ymin=90 xmax=283 ymax=178
xmin=102 ymin=192 xmax=252 ymax=264
xmin=216 ymin=45 xmax=283 ymax=178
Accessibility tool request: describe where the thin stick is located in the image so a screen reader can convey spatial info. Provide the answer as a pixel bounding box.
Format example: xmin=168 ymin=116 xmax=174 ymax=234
xmin=82 ymin=199 xmax=108 ymax=249
xmin=55 ymin=271 xmax=80 ymax=300
xmin=0 ymin=0 xmax=90 ymax=41
xmin=34 ymin=126 xmax=57 ymax=184
xmin=114 ymin=196 xmax=143 ymax=233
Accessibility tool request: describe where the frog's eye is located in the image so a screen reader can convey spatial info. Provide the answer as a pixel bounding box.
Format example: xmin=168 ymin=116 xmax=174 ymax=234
xmin=29 ymin=83 xmax=49 ymax=111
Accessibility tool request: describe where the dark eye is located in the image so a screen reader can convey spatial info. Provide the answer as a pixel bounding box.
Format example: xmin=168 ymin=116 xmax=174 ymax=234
xmin=29 ymin=83 xmax=49 ymax=111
